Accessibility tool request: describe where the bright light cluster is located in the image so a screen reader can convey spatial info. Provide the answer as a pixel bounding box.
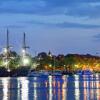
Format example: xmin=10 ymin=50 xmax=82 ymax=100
xmin=22 ymin=56 xmax=31 ymax=66
xmin=3 ymin=48 xmax=8 ymax=54
xmin=22 ymin=49 xmax=26 ymax=55
xmin=3 ymin=60 xmax=9 ymax=66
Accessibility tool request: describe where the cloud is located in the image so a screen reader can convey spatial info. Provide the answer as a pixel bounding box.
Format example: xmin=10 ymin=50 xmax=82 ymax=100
xmin=65 ymin=3 xmax=100 ymax=18
xmin=0 ymin=0 xmax=46 ymax=14
xmin=3 ymin=25 xmax=25 ymax=29
xmin=0 ymin=0 xmax=100 ymax=29
xmin=42 ymin=0 xmax=100 ymax=18
xmin=24 ymin=20 xmax=100 ymax=29
xmin=55 ymin=22 xmax=100 ymax=29
xmin=0 ymin=0 xmax=100 ymax=18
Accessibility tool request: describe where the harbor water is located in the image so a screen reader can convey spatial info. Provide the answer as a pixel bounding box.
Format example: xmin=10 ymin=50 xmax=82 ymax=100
xmin=0 ymin=74 xmax=100 ymax=100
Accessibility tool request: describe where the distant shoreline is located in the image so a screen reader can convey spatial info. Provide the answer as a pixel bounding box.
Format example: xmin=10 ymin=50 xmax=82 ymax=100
xmin=0 ymin=53 xmax=100 ymax=77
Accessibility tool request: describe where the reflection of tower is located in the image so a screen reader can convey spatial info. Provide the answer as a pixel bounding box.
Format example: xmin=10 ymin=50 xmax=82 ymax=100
xmin=3 ymin=29 xmax=12 ymax=71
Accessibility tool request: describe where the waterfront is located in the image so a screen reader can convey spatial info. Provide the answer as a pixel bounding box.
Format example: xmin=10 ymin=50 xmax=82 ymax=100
xmin=0 ymin=75 xmax=99 ymax=100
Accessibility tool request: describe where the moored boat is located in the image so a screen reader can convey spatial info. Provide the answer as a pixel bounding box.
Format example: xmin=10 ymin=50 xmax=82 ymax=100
xmin=28 ymin=70 xmax=50 ymax=77
xmin=49 ymin=70 xmax=62 ymax=76
xmin=76 ymin=70 xmax=93 ymax=75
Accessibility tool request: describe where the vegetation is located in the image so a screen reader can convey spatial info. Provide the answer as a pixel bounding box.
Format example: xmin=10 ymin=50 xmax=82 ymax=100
xmin=36 ymin=53 xmax=100 ymax=72
xmin=0 ymin=51 xmax=100 ymax=73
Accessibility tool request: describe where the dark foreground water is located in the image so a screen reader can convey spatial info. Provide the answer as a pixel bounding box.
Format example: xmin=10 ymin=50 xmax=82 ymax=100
xmin=0 ymin=74 xmax=100 ymax=100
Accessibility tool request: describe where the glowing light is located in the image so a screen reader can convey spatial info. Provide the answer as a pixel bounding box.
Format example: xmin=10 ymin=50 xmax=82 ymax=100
xmin=7 ymin=68 xmax=10 ymax=72
xmin=22 ymin=57 xmax=30 ymax=66
xmin=21 ymin=56 xmax=31 ymax=66
xmin=49 ymin=64 xmax=52 ymax=67
xmin=74 ymin=75 xmax=80 ymax=100
xmin=22 ymin=49 xmax=26 ymax=56
xmin=3 ymin=60 xmax=10 ymax=72
xmin=3 ymin=48 xmax=8 ymax=54
xmin=62 ymin=75 xmax=67 ymax=100
xmin=3 ymin=61 xmax=9 ymax=66
xmin=33 ymin=63 xmax=38 ymax=68
xmin=19 ymin=77 xmax=29 ymax=100
xmin=33 ymin=78 xmax=37 ymax=100
xmin=3 ymin=60 xmax=9 ymax=67
xmin=2 ymin=78 xmax=9 ymax=100
xmin=49 ymin=76 xmax=52 ymax=100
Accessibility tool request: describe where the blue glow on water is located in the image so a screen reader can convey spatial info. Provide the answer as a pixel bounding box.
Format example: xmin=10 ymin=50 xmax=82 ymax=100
xmin=0 ymin=74 xmax=99 ymax=100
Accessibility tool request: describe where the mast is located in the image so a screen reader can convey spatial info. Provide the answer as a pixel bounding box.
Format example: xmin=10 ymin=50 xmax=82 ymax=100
xmin=21 ymin=32 xmax=31 ymax=66
xmin=3 ymin=29 xmax=12 ymax=72
xmin=23 ymin=32 xmax=26 ymax=50
xmin=7 ymin=29 xmax=9 ymax=49
xmin=22 ymin=32 xmax=29 ymax=55
xmin=5 ymin=29 xmax=12 ymax=52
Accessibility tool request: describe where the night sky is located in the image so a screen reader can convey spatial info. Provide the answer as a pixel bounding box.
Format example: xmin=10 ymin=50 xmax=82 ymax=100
xmin=0 ymin=0 xmax=100 ymax=56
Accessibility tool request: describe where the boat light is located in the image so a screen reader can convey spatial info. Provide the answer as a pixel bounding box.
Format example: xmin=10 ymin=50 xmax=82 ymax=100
xmin=3 ymin=48 xmax=8 ymax=54
xmin=22 ymin=49 xmax=26 ymax=55
xmin=22 ymin=57 xmax=30 ymax=66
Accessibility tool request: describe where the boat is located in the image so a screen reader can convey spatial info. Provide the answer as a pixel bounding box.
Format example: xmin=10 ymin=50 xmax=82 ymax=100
xmin=82 ymin=70 xmax=93 ymax=75
xmin=76 ymin=70 xmax=83 ymax=75
xmin=28 ymin=70 xmax=50 ymax=77
xmin=50 ymin=70 xmax=62 ymax=76
xmin=62 ymin=71 xmax=74 ymax=76
xmin=28 ymin=71 xmax=41 ymax=77
xmin=39 ymin=70 xmax=51 ymax=76
xmin=76 ymin=70 xmax=93 ymax=75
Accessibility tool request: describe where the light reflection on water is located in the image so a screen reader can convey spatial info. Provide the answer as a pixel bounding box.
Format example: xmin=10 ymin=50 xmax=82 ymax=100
xmin=0 ymin=74 xmax=99 ymax=100
xmin=2 ymin=78 xmax=9 ymax=100
xmin=74 ymin=75 xmax=80 ymax=100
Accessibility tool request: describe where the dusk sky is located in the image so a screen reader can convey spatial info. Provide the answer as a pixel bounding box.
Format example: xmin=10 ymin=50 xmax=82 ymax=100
xmin=0 ymin=0 xmax=100 ymax=55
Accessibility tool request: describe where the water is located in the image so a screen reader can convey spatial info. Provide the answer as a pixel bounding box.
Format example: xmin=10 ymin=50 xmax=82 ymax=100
xmin=0 ymin=74 xmax=100 ymax=100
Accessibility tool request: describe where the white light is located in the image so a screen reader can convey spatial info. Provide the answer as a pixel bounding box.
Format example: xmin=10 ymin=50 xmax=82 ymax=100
xmin=74 ymin=75 xmax=80 ymax=100
xmin=3 ymin=60 xmax=9 ymax=66
xmin=22 ymin=57 xmax=30 ymax=66
xmin=22 ymin=49 xmax=26 ymax=56
xmin=3 ymin=48 xmax=8 ymax=54
xmin=49 ymin=76 xmax=52 ymax=100
xmin=22 ymin=49 xmax=25 ymax=53
xmin=19 ymin=78 xmax=29 ymax=100
xmin=2 ymin=78 xmax=9 ymax=100
xmin=49 ymin=64 xmax=52 ymax=67
xmin=7 ymin=68 xmax=10 ymax=72
xmin=33 ymin=63 xmax=37 ymax=68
